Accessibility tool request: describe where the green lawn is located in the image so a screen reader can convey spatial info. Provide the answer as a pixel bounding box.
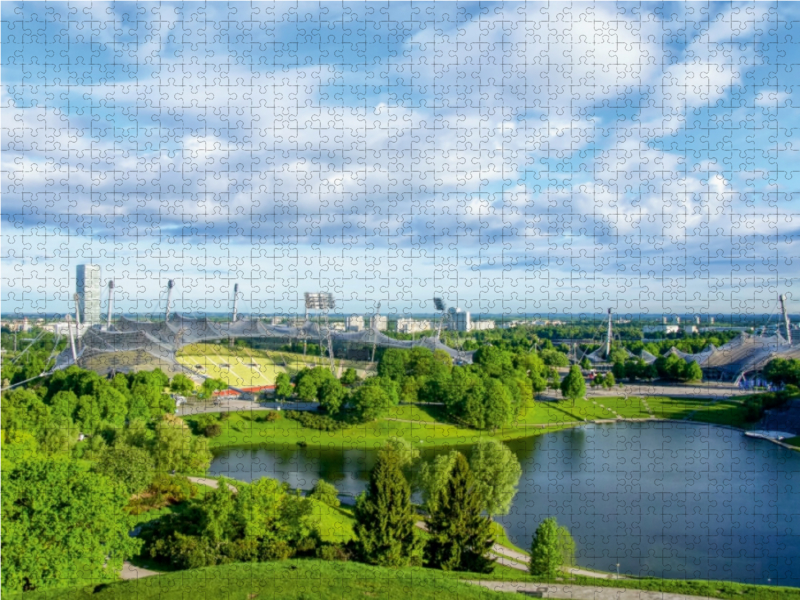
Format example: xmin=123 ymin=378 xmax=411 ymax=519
xmin=645 ymin=397 xmax=750 ymax=428
xmin=8 ymin=561 xmax=513 ymax=600
xmin=306 ymin=499 xmax=356 ymax=544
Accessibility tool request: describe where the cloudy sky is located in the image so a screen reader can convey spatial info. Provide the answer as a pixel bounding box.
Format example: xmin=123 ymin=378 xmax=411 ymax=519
xmin=2 ymin=1 xmax=798 ymax=319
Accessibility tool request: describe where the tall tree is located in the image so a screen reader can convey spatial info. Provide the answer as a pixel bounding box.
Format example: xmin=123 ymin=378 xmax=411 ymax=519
xmin=469 ymin=440 xmax=522 ymax=516
xmin=418 ymin=450 xmax=459 ymax=512
xmin=560 ymin=365 xmax=586 ymax=406
xmin=426 ymin=453 xmax=495 ymax=573
xmin=152 ymin=414 xmax=212 ymax=474
xmin=2 ymin=458 xmax=141 ymax=593
xmin=354 ymin=445 xmax=422 ymax=566
xmin=274 ymin=372 xmax=293 ymax=400
xmin=529 ymin=517 xmax=562 ymax=577
xmin=483 ymin=378 xmax=513 ymax=431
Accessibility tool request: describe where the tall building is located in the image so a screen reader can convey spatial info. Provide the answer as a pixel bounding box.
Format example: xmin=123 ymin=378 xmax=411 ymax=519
xmin=369 ymin=314 xmax=388 ymax=331
xmin=346 ymin=315 xmax=364 ymax=331
xmin=396 ymin=318 xmax=432 ymax=334
xmin=447 ymin=307 xmax=471 ymax=332
xmin=76 ymin=264 xmax=101 ymax=325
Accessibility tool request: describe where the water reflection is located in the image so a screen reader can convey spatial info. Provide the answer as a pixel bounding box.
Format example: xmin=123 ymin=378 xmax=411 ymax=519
xmin=209 ymin=422 xmax=800 ymax=586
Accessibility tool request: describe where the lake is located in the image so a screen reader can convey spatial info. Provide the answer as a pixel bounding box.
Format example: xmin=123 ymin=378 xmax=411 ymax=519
xmin=209 ymin=421 xmax=800 ymax=586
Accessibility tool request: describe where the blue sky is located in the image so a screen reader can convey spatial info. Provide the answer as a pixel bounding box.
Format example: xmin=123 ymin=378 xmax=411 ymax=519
xmin=2 ymin=1 xmax=799 ymax=319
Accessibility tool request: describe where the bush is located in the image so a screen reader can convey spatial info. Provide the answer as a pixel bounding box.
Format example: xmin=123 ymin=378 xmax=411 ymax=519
xmin=317 ymin=543 xmax=351 ymax=561
xmin=262 ymin=411 xmax=281 ymax=422
xmin=204 ymin=423 xmax=222 ymax=438
xmin=308 ymin=479 xmax=340 ymax=508
xmin=284 ymin=410 xmax=350 ymax=431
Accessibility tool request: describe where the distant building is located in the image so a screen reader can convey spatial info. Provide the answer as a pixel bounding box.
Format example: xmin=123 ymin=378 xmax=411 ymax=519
xmin=76 ymin=264 xmax=102 ymax=325
xmin=329 ymin=322 xmax=346 ymax=331
xmin=684 ymin=325 xmax=699 ymax=334
xmin=346 ymin=315 xmax=364 ymax=331
xmin=21 ymin=317 xmax=31 ymax=332
xmin=471 ymin=320 xmax=495 ymax=331
xmin=447 ymin=307 xmax=471 ymax=332
xmin=270 ymin=316 xmax=283 ymax=325
xmin=643 ymin=324 xmax=680 ymax=335
xmin=369 ymin=315 xmax=388 ymax=331
xmin=396 ymin=318 xmax=432 ymax=334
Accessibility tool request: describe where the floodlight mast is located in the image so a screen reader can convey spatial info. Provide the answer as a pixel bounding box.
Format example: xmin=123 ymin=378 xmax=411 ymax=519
xmin=73 ymin=293 xmax=82 ymax=350
xmin=304 ymin=292 xmax=336 ymax=373
xmin=107 ymin=280 xmax=115 ymax=329
xmin=232 ymin=283 xmax=239 ymax=323
xmin=434 ymin=297 xmax=447 ymax=342
xmin=165 ymin=280 xmax=175 ymax=323
xmin=66 ymin=314 xmax=78 ymax=364
xmin=780 ymin=294 xmax=792 ymax=345
xmin=371 ymin=302 xmax=381 ymax=363
xmin=605 ymin=308 xmax=613 ymax=359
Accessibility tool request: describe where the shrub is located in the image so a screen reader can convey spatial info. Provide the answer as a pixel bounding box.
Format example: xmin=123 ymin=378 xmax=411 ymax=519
xmin=204 ymin=423 xmax=222 ymax=438
xmin=262 ymin=411 xmax=281 ymax=422
xmin=308 ymin=479 xmax=340 ymax=508
xmin=284 ymin=410 xmax=349 ymax=431
xmin=317 ymin=543 xmax=351 ymax=561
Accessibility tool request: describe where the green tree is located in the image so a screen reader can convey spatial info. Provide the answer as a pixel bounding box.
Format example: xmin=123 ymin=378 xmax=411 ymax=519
xmin=170 ymin=373 xmax=195 ymax=395
xmin=685 ymin=361 xmax=703 ymax=382
xmin=473 ymin=346 xmax=515 ymax=378
xmin=612 ymin=361 xmax=627 ymax=381
xmin=426 ymin=453 xmax=495 ymax=573
xmin=418 ymin=451 xmax=459 ymax=513
xmin=377 ymin=348 xmax=407 ymax=381
xmin=529 ymin=517 xmax=561 ymax=577
xmin=483 ymin=378 xmax=513 ymax=431
xmin=468 ymin=440 xmax=522 ymax=516
xmin=560 ymin=365 xmax=586 ymax=406
xmin=354 ymin=447 xmax=422 ymax=566
xmin=340 ymin=367 xmax=359 ymax=386
xmin=603 ymin=372 xmax=616 ymax=388
xmin=274 ymin=372 xmax=293 ymax=400
xmin=351 ymin=381 xmax=392 ymax=421
xmin=199 ymin=378 xmax=228 ymax=399
xmin=2 ymin=458 xmax=141 ymax=593
xmin=94 ymin=444 xmax=155 ymax=495
xmin=580 ymin=357 xmax=591 ymax=370
xmin=152 ymin=414 xmax=212 ymax=474
xmin=308 ymin=479 xmax=340 ymax=508
xmin=318 ymin=378 xmax=346 ymax=415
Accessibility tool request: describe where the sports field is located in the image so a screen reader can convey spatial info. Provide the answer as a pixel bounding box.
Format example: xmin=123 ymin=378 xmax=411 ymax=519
xmin=176 ymin=343 xmax=375 ymax=387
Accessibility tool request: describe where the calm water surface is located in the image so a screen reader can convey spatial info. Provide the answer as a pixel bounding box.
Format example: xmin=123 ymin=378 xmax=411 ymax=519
xmin=209 ymin=421 xmax=800 ymax=586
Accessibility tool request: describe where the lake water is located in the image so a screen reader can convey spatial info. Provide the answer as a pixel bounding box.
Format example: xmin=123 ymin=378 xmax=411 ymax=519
xmin=209 ymin=421 xmax=800 ymax=586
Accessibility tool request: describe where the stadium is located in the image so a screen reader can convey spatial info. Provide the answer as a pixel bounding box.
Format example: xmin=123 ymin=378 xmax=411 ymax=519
xmin=50 ymin=272 xmax=800 ymax=388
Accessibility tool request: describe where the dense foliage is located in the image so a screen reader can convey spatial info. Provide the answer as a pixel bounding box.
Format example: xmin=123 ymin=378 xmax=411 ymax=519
xmin=763 ymin=358 xmax=800 ymax=387
xmin=2 ymin=458 xmax=141 ymax=593
xmin=529 ymin=516 xmax=576 ymax=577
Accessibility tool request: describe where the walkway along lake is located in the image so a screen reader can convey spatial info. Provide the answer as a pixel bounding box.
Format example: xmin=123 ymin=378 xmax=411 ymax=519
xmin=209 ymin=421 xmax=800 ymax=586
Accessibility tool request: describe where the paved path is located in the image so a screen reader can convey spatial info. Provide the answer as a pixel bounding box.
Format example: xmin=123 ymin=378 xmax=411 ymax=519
xmin=177 ymin=399 xmax=318 ymax=416
xmin=467 ymin=581 xmax=721 ymax=600
xmin=187 ymin=477 xmax=238 ymax=493
xmin=120 ymin=561 xmax=162 ymax=580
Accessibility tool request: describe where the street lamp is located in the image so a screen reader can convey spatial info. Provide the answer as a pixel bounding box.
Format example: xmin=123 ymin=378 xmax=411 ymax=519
xmin=616 ymin=563 xmax=620 ymax=580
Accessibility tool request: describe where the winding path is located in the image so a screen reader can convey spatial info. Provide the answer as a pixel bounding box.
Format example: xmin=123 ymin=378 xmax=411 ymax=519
xmin=467 ymin=581 xmax=720 ymax=600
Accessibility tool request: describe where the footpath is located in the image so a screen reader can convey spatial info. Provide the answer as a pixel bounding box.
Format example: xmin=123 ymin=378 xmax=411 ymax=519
xmin=468 ymin=581 xmax=720 ymax=600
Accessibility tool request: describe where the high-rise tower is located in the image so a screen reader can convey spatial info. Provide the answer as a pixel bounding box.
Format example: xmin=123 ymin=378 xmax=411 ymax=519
xmin=76 ymin=264 xmax=101 ymax=326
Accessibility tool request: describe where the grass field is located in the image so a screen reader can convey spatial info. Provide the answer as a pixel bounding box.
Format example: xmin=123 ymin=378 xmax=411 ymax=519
xmin=8 ymin=561 xmax=513 ymax=600
xmin=176 ymin=344 xmax=376 ymax=387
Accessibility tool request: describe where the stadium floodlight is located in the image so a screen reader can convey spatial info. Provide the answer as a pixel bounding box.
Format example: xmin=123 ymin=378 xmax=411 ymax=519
xmin=304 ymin=292 xmax=335 ymax=311
xmin=433 ymin=297 xmax=446 ymax=312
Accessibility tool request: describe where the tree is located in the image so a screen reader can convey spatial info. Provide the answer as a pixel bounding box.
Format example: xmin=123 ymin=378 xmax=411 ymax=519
xmin=377 ymin=349 xmax=407 ymax=381
xmin=351 ymin=381 xmax=392 ymax=422
xmin=603 ymin=372 xmax=616 ymax=388
xmin=469 ymin=440 xmax=522 ymax=516
xmin=94 ymin=445 xmax=155 ymax=495
xmin=560 ymin=365 xmax=586 ymax=406
xmin=483 ymin=378 xmax=513 ymax=431
xmin=685 ymin=361 xmax=703 ymax=382
xmin=318 ymin=378 xmax=346 ymax=415
xmin=308 ymin=479 xmax=340 ymax=508
xmin=612 ymin=361 xmax=627 ymax=381
xmin=152 ymin=414 xmax=212 ymax=474
xmin=170 ymin=374 xmax=195 ymax=395
xmin=274 ymin=372 xmax=293 ymax=400
xmin=354 ymin=448 xmax=422 ymax=566
xmin=340 ymin=367 xmax=359 ymax=386
xmin=580 ymin=357 xmax=591 ymax=370
xmin=2 ymin=458 xmax=141 ymax=593
xmin=418 ymin=451 xmax=459 ymax=512
xmin=540 ymin=349 xmax=569 ymax=368
xmin=200 ymin=378 xmax=228 ymax=399
xmin=426 ymin=453 xmax=495 ymax=573
xmin=473 ymin=346 xmax=515 ymax=378
xmin=529 ymin=517 xmax=561 ymax=577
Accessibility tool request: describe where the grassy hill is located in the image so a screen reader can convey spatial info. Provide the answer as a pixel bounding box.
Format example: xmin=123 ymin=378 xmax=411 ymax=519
xmin=9 ymin=560 xmax=511 ymax=600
